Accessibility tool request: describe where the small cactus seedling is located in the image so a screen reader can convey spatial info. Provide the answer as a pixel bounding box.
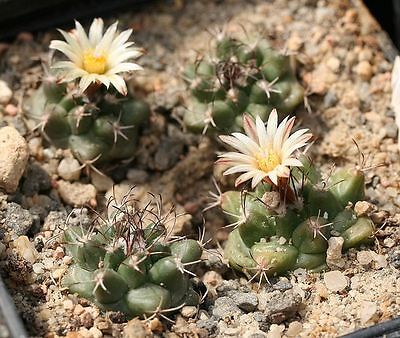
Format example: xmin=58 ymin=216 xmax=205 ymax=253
xmin=24 ymin=18 xmax=150 ymax=165
xmin=62 ymin=191 xmax=204 ymax=318
xmin=213 ymin=112 xmax=375 ymax=280
xmin=183 ymin=34 xmax=304 ymax=133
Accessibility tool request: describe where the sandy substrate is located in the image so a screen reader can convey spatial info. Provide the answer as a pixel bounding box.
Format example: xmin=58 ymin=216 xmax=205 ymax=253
xmin=0 ymin=0 xmax=399 ymax=337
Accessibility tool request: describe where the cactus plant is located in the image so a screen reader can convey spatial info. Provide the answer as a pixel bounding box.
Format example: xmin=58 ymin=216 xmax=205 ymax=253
xmin=214 ymin=112 xmax=375 ymax=281
xmin=183 ymin=35 xmax=304 ymax=133
xmin=62 ymin=192 xmax=204 ymax=318
xmin=24 ymin=18 xmax=149 ymax=165
xmin=221 ymin=163 xmax=375 ymax=280
xmin=25 ymin=79 xmax=149 ymax=164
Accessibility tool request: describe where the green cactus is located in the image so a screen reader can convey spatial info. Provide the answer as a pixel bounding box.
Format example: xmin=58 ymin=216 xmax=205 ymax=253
xmin=183 ymin=35 xmax=304 ymax=133
xmin=221 ymin=163 xmax=375 ymax=279
xmin=62 ymin=193 xmax=203 ymax=318
xmin=24 ymin=78 xmax=150 ymax=164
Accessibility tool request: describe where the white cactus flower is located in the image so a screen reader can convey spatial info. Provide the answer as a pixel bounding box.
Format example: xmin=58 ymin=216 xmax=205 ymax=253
xmin=50 ymin=18 xmax=142 ymax=95
xmin=218 ymin=109 xmax=312 ymax=188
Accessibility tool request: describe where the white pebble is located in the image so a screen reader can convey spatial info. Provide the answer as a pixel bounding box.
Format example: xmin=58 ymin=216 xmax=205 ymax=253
xmin=323 ymin=270 xmax=349 ymax=292
xmin=57 ymin=158 xmax=81 ymax=181
xmin=0 ymin=80 xmax=12 ymax=104
xmin=359 ymin=301 xmax=379 ymax=324
xmin=32 ymin=263 xmax=44 ymax=274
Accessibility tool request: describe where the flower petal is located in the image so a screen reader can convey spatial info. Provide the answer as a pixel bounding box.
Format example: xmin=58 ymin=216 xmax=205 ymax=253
xmin=106 ymin=62 xmax=142 ymax=75
xmin=108 ymin=74 xmax=128 ymax=95
xmin=256 ymin=115 xmax=268 ymax=148
xmin=74 ymin=20 xmax=90 ymax=50
xmin=266 ymin=109 xmax=278 ymax=141
xmin=243 ymin=114 xmax=258 ymax=141
xmin=95 ymin=21 xmax=118 ymax=55
xmin=89 ymin=18 xmax=104 ymax=45
xmin=223 ymin=164 xmax=256 ymax=175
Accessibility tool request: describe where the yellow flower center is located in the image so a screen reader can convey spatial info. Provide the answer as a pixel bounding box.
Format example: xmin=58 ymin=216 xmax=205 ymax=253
xmin=256 ymin=150 xmax=281 ymax=172
xmin=83 ymin=51 xmax=107 ymax=74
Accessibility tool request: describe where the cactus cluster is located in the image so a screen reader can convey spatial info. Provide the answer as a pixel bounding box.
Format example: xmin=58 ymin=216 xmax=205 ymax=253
xmin=62 ymin=193 xmax=203 ymax=318
xmin=183 ymin=35 xmax=304 ymax=133
xmin=221 ymin=158 xmax=375 ymax=279
xmin=24 ymin=79 xmax=150 ymax=164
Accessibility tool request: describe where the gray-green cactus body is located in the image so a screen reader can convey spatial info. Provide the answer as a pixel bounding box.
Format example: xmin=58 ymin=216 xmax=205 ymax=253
xmin=24 ymin=80 xmax=150 ymax=164
xmin=223 ymin=166 xmax=375 ymax=278
xmin=62 ymin=212 xmax=203 ymax=318
xmin=184 ymin=36 xmax=304 ymax=133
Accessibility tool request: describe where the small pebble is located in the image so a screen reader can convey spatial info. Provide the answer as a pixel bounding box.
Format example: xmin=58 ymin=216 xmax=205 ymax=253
xmin=326 ymin=57 xmax=340 ymax=73
xmin=383 ymin=238 xmax=395 ymax=248
xmin=355 ymin=61 xmax=373 ymax=80
xmin=357 ymin=251 xmax=373 ymax=265
xmin=88 ymin=327 xmax=103 ymax=338
xmin=4 ymin=103 xmax=18 ymax=116
xmin=38 ymin=309 xmax=52 ymax=321
xmin=326 ymin=237 xmax=345 ymax=269
xmin=286 ymin=321 xmax=303 ymax=337
xmin=52 ymin=268 xmax=66 ymax=280
xmin=63 ymin=299 xmax=74 ymax=311
xmin=359 ymin=301 xmax=379 ymax=324
xmin=28 ymin=137 xmax=42 ymax=157
xmin=57 ymin=158 xmax=81 ymax=181
xmin=13 ymin=236 xmax=38 ymax=264
xmin=267 ymin=324 xmax=285 ymax=338
xmin=181 ymin=306 xmax=197 ymax=318
xmin=57 ymin=180 xmax=97 ymax=206
xmin=354 ymin=201 xmax=374 ymax=216
xmin=315 ymin=282 xmax=329 ymax=299
xmin=32 ymin=263 xmax=44 ymax=274
xmin=149 ymin=318 xmax=163 ymax=332
xmin=0 ymin=80 xmax=12 ymax=104
xmin=74 ymin=304 xmax=85 ymax=316
xmin=323 ymin=270 xmax=349 ymax=292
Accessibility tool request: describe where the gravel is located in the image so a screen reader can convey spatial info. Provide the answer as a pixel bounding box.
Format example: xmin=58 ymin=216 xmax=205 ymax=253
xmin=261 ymin=290 xmax=303 ymax=324
xmin=1 ymin=202 xmax=33 ymax=236
xmin=212 ymin=296 xmax=243 ymax=320
xmin=230 ymin=291 xmax=259 ymax=312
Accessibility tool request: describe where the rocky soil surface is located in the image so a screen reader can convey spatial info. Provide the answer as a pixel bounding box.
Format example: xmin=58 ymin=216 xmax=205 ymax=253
xmin=0 ymin=0 xmax=399 ymax=337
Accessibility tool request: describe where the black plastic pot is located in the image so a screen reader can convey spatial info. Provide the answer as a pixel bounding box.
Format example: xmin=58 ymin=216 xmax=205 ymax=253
xmin=341 ymin=317 xmax=400 ymax=338
xmin=0 ymin=0 xmax=152 ymax=40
